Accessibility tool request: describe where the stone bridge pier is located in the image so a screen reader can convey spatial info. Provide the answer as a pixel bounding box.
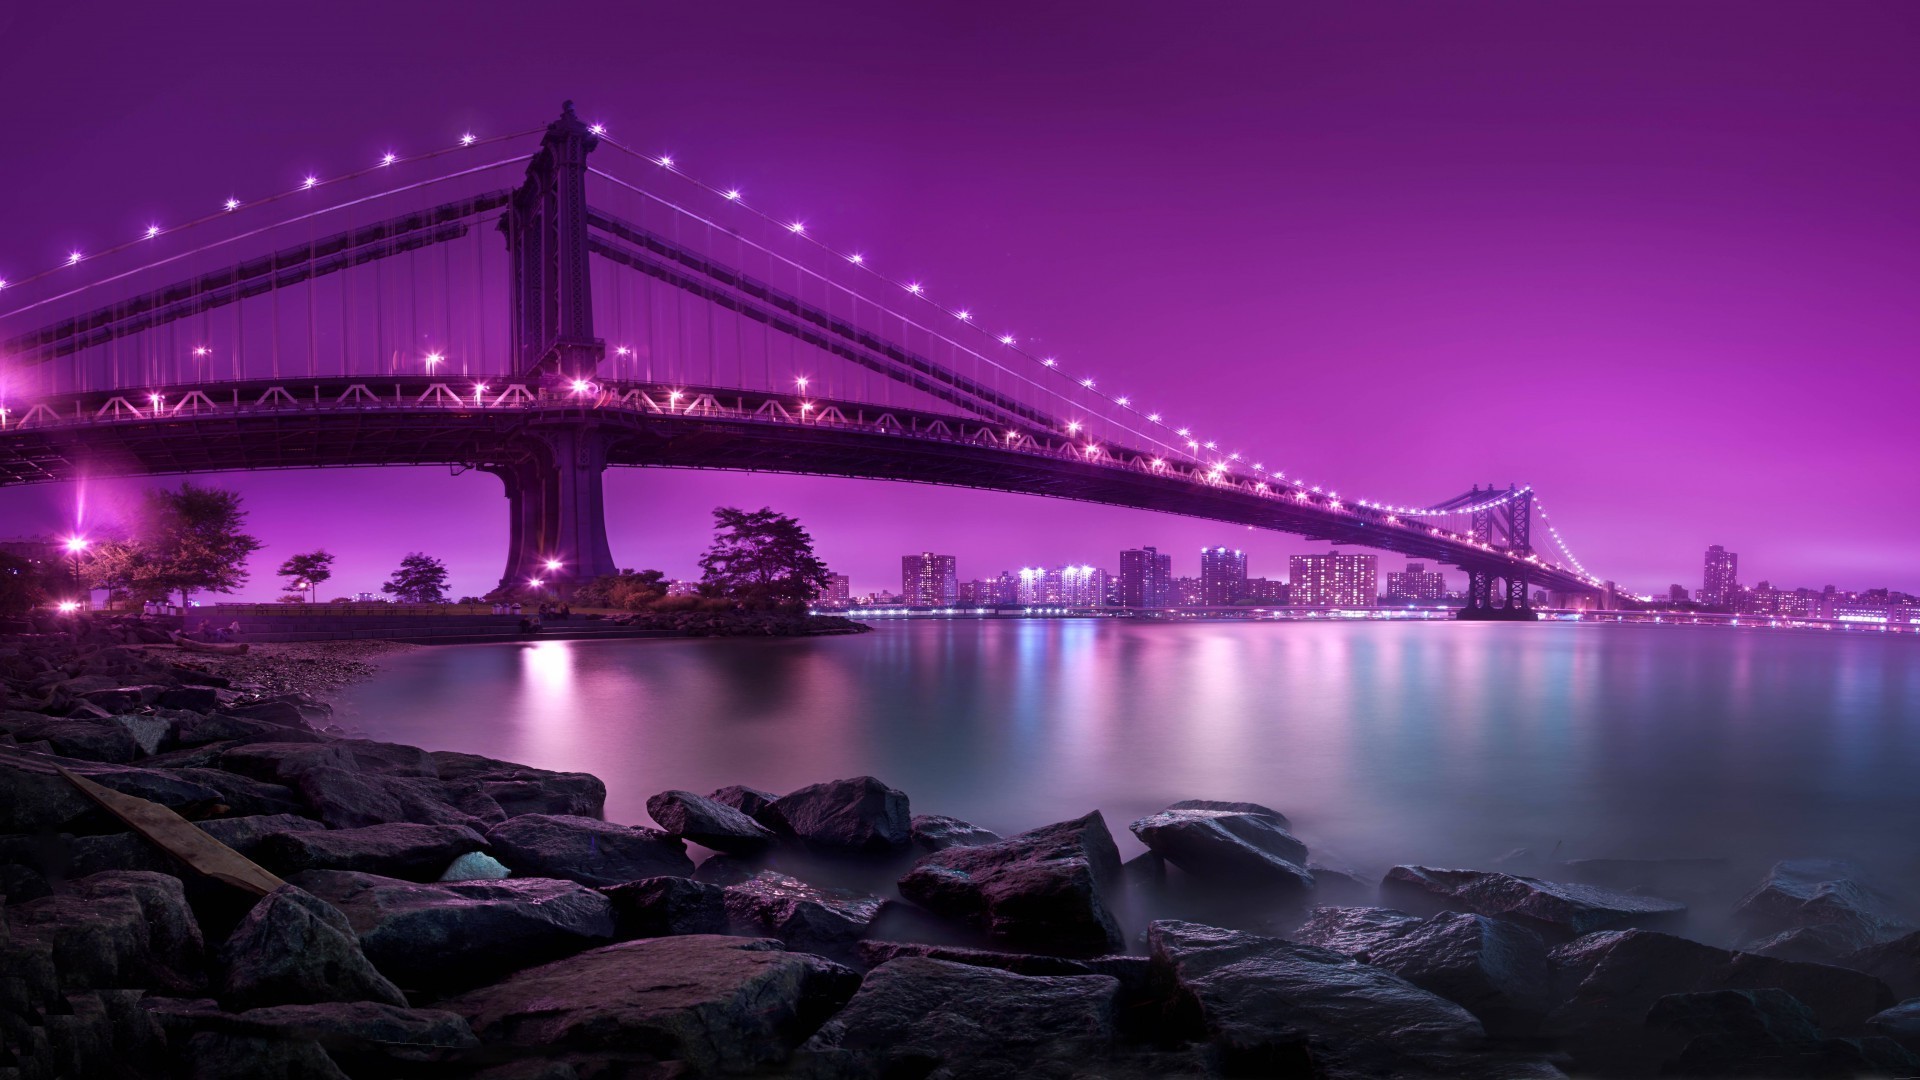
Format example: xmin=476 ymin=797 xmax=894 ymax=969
xmin=484 ymin=423 xmax=619 ymax=597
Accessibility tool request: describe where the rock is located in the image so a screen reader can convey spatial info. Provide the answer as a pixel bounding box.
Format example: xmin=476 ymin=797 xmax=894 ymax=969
xmin=156 ymin=686 xmax=221 ymax=711
xmin=173 ymin=767 xmax=311 ymax=818
xmin=217 ymin=885 xmax=407 ymax=1010
xmin=291 ymin=869 xmax=616 ymax=993
xmin=1129 ymin=806 xmax=1313 ymax=892
xmin=801 ymin=956 xmax=1121 ymax=1077
xmin=1733 ymin=858 xmax=1914 ymax=959
xmin=112 ymin=714 xmax=170 ymax=756
xmin=485 ymin=813 xmax=692 ymax=886
xmin=1148 ymin=919 xmax=1485 ymax=1077
xmin=708 ymin=783 xmax=780 ymax=824
xmin=764 ymin=776 xmax=911 ymax=854
xmin=443 ymin=935 xmax=859 ymax=1075
xmin=0 ymin=711 xmax=140 ymax=762
xmin=691 ymin=852 xmax=765 ymax=886
xmin=1545 ymin=928 xmax=1897 ymax=1074
xmin=1382 ymin=865 xmax=1687 ymax=940
xmin=1647 ymin=988 xmax=1920 ymax=1077
xmin=439 ymin=851 xmax=512 ymax=881
xmin=77 ymin=685 xmax=165 ymax=713
xmin=291 ymin=766 xmax=485 ymax=831
xmin=256 ymin=822 xmax=489 ymax=880
xmin=1166 ymin=798 xmax=1291 ymax=829
xmin=909 ymin=813 xmax=1003 ymax=852
xmin=1306 ymin=862 xmax=1376 ymax=906
xmin=7 ymin=870 xmax=206 ymax=994
xmin=183 ymin=1031 xmax=349 ymax=1080
xmin=723 ymin=870 xmax=885 ymax=961
xmin=430 ymin=750 xmax=606 ymax=819
xmin=645 ymin=789 xmax=777 ymax=854
xmin=899 ymin=811 xmax=1125 ymax=956
xmin=1292 ymin=906 xmax=1551 ymax=1036
xmin=601 ymin=876 xmax=729 ymax=938
xmin=1841 ymin=930 xmax=1920 ymax=999
xmin=0 ymin=747 xmax=225 ymax=832
xmin=856 ymin=940 xmax=1110 ymax=977
xmin=1868 ymin=999 xmax=1920 ymax=1048
xmin=1555 ymin=856 xmax=1730 ymax=897
xmin=67 ymin=813 xmax=326 ymax=876
xmin=232 ymin=1001 xmax=479 ymax=1068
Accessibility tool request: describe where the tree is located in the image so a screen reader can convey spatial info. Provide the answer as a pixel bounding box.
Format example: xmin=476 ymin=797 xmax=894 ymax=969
xmin=697 ymin=507 xmax=831 ymax=611
xmin=382 ymin=553 xmax=450 ymax=603
xmin=276 ymin=549 xmax=335 ymax=604
xmin=574 ymin=569 xmax=670 ymax=611
xmin=0 ymin=552 xmax=50 ymax=616
xmin=89 ymin=482 xmax=263 ymax=607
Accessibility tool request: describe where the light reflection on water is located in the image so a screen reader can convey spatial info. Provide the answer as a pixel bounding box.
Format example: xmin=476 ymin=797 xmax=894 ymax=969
xmin=335 ymin=621 xmax=1920 ymax=887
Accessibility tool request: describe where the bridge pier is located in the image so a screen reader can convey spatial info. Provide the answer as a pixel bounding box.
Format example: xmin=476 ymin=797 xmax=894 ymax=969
xmin=486 ymin=426 xmax=619 ymax=597
xmin=1456 ymin=567 xmax=1540 ymax=621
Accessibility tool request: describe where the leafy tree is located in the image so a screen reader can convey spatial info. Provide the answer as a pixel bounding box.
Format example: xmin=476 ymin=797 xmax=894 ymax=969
xmin=574 ymin=569 xmax=670 ymax=611
xmin=381 ymin=553 xmax=450 ymax=604
xmin=0 ymin=551 xmax=50 ymax=616
xmin=276 ymin=549 xmax=335 ymax=604
xmin=697 ymin=507 xmax=831 ymax=611
xmin=88 ymin=483 xmax=263 ymax=607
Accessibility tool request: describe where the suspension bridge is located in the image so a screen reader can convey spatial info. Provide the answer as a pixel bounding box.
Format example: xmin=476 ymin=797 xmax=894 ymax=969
xmin=0 ymin=103 xmax=1609 ymax=619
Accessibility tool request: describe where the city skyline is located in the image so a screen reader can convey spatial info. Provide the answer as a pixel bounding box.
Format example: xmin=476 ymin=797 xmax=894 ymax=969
xmin=2 ymin=3 xmax=1917 ymax=599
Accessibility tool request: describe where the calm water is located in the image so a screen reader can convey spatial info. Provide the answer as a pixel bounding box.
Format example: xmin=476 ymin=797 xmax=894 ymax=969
xmin=335 ymin=620 xmax=1920 ymax=895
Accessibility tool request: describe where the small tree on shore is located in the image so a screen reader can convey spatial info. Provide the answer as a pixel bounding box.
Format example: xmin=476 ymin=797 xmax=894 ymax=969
xmin=277 ymin=549 xmax=335 ymax=604
xmin=381 ymin=553 xmax=450 ymax=603
xmin=88 ymin=482 xmax=263 ymax=607
xmin=574 ymin=569 xmax=670 ymax=611
xmin=697 ymin=507 xmax=831 ymax=611
xmin=0 ymin=552 xmax=50 ymax=616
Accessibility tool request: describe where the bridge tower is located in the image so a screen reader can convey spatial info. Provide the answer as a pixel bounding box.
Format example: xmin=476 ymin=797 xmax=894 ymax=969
xmin=488 ymin=103 xmax=619 ymax=597
xmin=1445 ymin=484 xmax=1540 ymax=622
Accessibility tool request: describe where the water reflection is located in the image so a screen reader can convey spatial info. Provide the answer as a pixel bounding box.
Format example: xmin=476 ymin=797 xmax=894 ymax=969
xmin=335 ymin=622 xmax=1920 ymax=895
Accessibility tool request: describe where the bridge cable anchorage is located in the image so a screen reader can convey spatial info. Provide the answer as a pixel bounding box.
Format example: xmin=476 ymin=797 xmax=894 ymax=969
xmin=0 ymin=128 xmax=543 ymax=305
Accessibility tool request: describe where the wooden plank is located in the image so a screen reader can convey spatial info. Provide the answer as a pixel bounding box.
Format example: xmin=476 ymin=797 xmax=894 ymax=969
xmin=55 ymin=766 xmax=285 ymax=897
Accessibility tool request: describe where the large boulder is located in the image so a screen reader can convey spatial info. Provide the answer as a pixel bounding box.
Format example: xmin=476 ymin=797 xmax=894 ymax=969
xmin=290 ymin=767 xmax=485 ymax=831
xmin=600 ymin=875 xmax=730 ymax=938
xmin=1165 ymin=798 xmax=1291 ymax=828
xmin=7 ymin=871 xmax=206 ymax=994
xmin=1842 ymin=930 xmax=1920 ymax=1000
xmin=0 ymin=747 xmax=225 ymax=832
xmin=645 ymin=788 xmax=777 ymax=854
xmin=802 ymin=956 xmax=1122 ymax=1076
xmin=429 ymin=750 xmax=606 ymax=819
xmin=764 ymin=776 xmax=911 ymax=854
xmin=1869 ymin=999 xmax=1920 ymax=1049
xmin=181 ymin=1031 xmax=349 ymax=1080
xmin=1646 ymin=988 xmax=1920 ymax=1077
xmin=708 ymin=783 xmax=780 ymax=824
xmin=723 ymin=870 xmax=885 ymax=962
xmin=66 ymin=813 xmax=326 ymax=876
xmin=1382 ymin=865 xmax=1687 ymax=940
xmin=442 ymin=935 xmax=859 ymax=1075
xmin=256 ymin=822 xmax=488 ymax=880
xmin=1147 ymin=919 xmax=1486 ymax=1077
xmin=291 ymin=869 xmax=616 ymax=993
xmin=856 ymin=940 xmax=1114 ymax=978
xmin=1545 ymin=928 xmax=1897 ymax=1074
xmin=0 ymin=711 xmax=140 ymax=763
xmin=1734 ymin=858 xmax=1915 ymax=960
xmin=172 ymin=768 xmax=311 ymax=818
xmin=1129 ymin=806 xmax=1313 ymax=892
xmin=909 ymin=813 xmax=1002 ymax=852
xmin=217 ymin=886 xmax=407 ymax=1010
xmin=898 ymin=811 xmax=1124 ymax=956
xmin=1292 ymin=906 xmax=1551 ymax=1037
xmin=484 ymin=813 xmax=692 ymax=886
xmin=230 ymin=1001 xmax=478 ymax=1072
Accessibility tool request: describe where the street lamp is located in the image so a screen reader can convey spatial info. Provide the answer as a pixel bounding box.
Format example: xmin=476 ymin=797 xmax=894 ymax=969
xmin=529 ymin=578 xmax=543 ymax=589
xmin=544 ymin=559 xmax=562 ymax=572
xmin=64 ymin=537 xmax=88 ymax=606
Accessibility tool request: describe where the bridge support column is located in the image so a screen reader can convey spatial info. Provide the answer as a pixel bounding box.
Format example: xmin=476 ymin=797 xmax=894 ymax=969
xmin=486 ymin=426 xmax=619 ymax=598
xmin=1455 ymin=567 xmax=1540 ymax=621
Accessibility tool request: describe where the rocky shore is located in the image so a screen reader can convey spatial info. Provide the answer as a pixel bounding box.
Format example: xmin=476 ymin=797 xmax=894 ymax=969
xmin=3 ymin=623 xmax=1918 ymax=1078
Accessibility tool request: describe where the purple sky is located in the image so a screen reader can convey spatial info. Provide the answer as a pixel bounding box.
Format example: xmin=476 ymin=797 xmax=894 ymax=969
xmin=2 ymin=2 xmax=1916 ymax=600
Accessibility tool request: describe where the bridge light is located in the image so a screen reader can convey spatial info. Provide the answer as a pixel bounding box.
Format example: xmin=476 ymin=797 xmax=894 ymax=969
xmin=999 ymin=335 xmax=1014 ymax=345
xmin=145 ymin=225 xmax=160 ymax=238
xmin=1006 ymin=430 xmax=1019 ymax=440
xmin=1229 ymin=452 xmax=1240 ymax=460
xmin=588 ymin=123 xmax=606 ymax=135
xmin=658 ymin=155 xmax=674 ymax=167
xmin=1146 ymin=412 xmax=1160 ymax=422
xmin=1080 ymin=377 xmax=1094 ymax=388
xmin=906 ymin=282 xmax=923 ymax=294
xmin=956 ymin=310 xmax=971 ymax=320
xmin=788 ymin=221 xmax=805 ymax=233
xmin=192 ymin=346 xmax=210 ymax=358
xmin=474 ymin=384 xmax=489 ymax=401
xmin=302 ymin=175 xmax=319 ymax=189
xmin=800 ymin=402 xmax=814 ymax=412
xmin=382 ymin=152 xmax=397 ymax=166
xmin=1151 ymin=458 xmax=1166 ymax=468
xmin=224 ymin=198 xmax=240 ymax=211
xmin=1204 ymin=440 xmax=1217 ymax=450
xmin=1042 ymin=358 xmax=1056 ymax=367
xmin=1066 ymin=421 xmax=1081 ymax=433
xmin=795 ymin=376 xmax=808 ymax=389
xmin=67 ymin=251 xmax=82 ymax=265
xmin=545 ymin=559 xmax=562 ymax=571
xmin=849 ymin=254 xmax=864 ymax=264
xmin=0 ymin=279 xmax=7 ymax=289
xmin=724 ymin=189 xmax=741 ymax=200
xmin=460 ymin=133 xmax=477 ymax=146
xmin=668 ymin=390 xmax=684 ymax=401
xmin=1176 ymin=427 xmax=1190 ymax=437
xmin=615 ymin=346 xmax=631 ymax=356
xmin=529 ymin=578 xmax=542 ymax=588
xmin=570 ymin=379 xmax=591 ymax=394
xmin=424 ymin=352 xmax=444 ymax=367
xmin=1116 ymin=396 xmax=1129 ymax=406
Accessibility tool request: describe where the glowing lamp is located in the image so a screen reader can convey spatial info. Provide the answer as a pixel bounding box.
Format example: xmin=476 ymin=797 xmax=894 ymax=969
xmin=545 ymin=559 xmax=562 ymax=571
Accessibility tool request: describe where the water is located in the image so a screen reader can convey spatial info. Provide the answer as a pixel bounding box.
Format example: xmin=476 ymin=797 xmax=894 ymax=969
xmin=335 ymin=620 xmax=1920 ymax=907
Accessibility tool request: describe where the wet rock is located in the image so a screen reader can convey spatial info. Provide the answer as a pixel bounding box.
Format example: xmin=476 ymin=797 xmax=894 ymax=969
xmin=183 ymin=1031 xmax=350 ymax=1080
xmin=430 ymin=750 xmax=606 ymax=819
xmin=1868 ymin=999 xmax=1920 ymax=1048
xmin=600 ymin=876 xmax=729 ymax=938
xmin=723 ymin=870 xmax=885 ymax=961
xmin=801 ymin=956 xmax=1122 ymax=1077
xmin=0 ymin=747 xmax=225 ymax=832
xmin=291 ymin=869 xmax=616 ymax=993
xmin=171 ymin=711 xmax=326 ymax=750
xmin=1166 ymin=798 xmax=1291 ymax=828
xmin=217 ymin=885 xmax=407 ymax=1010
xmin=1292 ymin=906 xmax=1551 ymax=1037
xmin=485 ymin=813 xmax=692 ymax=886
xmin=173 ymin=767 xmax=310 ymax=818
xmin=856 ymin=939 xmax=1108 ymax=977
xmin=0 ymin=711 xmax=140 ymax=762
xmin=8 ymin=870 xmax=206 ymax=994
xmin=1733 ymin=858 xmax=1915 ymax=960
xmin=1383 ymin=864 xmax=1687 ymax=940
xmin=764 ymin=776 xmax=911 ymax=854
xmin=709 ymin=783 xmax=780 ymax=825
xmin=1130 ymin=806 xmax=1313 ymax=892
xmin=1306 ymin=862 xmax=1376 ymax=906
xmin=439 ymin=851 xmax=511 ymax=881
xmin=442 ymin=935 xmax=860 ymax=1075
xmin=645 ymin=788 xmax=777 ymax=854
xmin=67 ymin=812 xmax=326 ymax=876
xmin=899 ymin=811 xmax=1124 ymax=957
xmin=1545 ymin=928 xmax=1896 ymax=1074
xmin=233 ymin=1001 xmax=479 ymax=1068
xmin=1148 ymin=919 xmax=1484 ymax=1077
xmin=77 ymin=685 xmax=165 ymax=713
xmin=1841 ymin=930 xmax=1920 ymax=999
xmin=1647 ymin=988 xmax=1920 ymax=1077
xmin=909 ymin=813 xmax=1002 ymax=852
xmin=690 ymin=852 xmax=766 ymax=886
xmin=292 ymin=766 xmax=486 ymax=831
xmin=256 ymin=822 xmax=489 ymax=881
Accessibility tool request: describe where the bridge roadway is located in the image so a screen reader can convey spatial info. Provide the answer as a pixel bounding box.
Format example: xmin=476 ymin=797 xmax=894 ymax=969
xmin=0 ymin=374 xmax=1595 ymax=596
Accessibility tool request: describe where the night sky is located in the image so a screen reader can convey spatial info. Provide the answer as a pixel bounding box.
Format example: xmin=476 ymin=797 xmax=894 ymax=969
xmin=1 ymin=2 xmax=1916 ymax=600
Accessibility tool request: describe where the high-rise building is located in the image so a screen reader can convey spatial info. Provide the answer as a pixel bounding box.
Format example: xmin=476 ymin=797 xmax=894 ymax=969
xmin=902 ymin=552 xmax=958 ymax=607
xmin=1118 ymin=546 xmax=1173 ymax=609
xmin=1701 ymin=545 xmax=1739 ymax=607
xmin=1245 ymin=577 xmax=1290 ymax=604
xmin=1055 ymin=565 xmax=1108 ymax=608
xmin=958 ymin=579 xmax=998 ymax=606
xmin=817 ymin=573 xmax=851 ymax=607
xmin=1384 ymin=561 xmax=1446 ymax=603
xmin=1668 ymin=584 xmax=1689 ymax=603
xmin=1289 ymin=551 xmax=1379 ymax=608
xmin=1173 ymin=577 xmax=1204 ymax=607
xmin=1199 ymin=547 xmax=1249 ymax=606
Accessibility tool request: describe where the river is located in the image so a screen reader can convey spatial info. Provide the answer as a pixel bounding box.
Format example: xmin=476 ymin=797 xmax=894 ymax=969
xmin=334 ymin=619 xmax=1920 ymax=905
